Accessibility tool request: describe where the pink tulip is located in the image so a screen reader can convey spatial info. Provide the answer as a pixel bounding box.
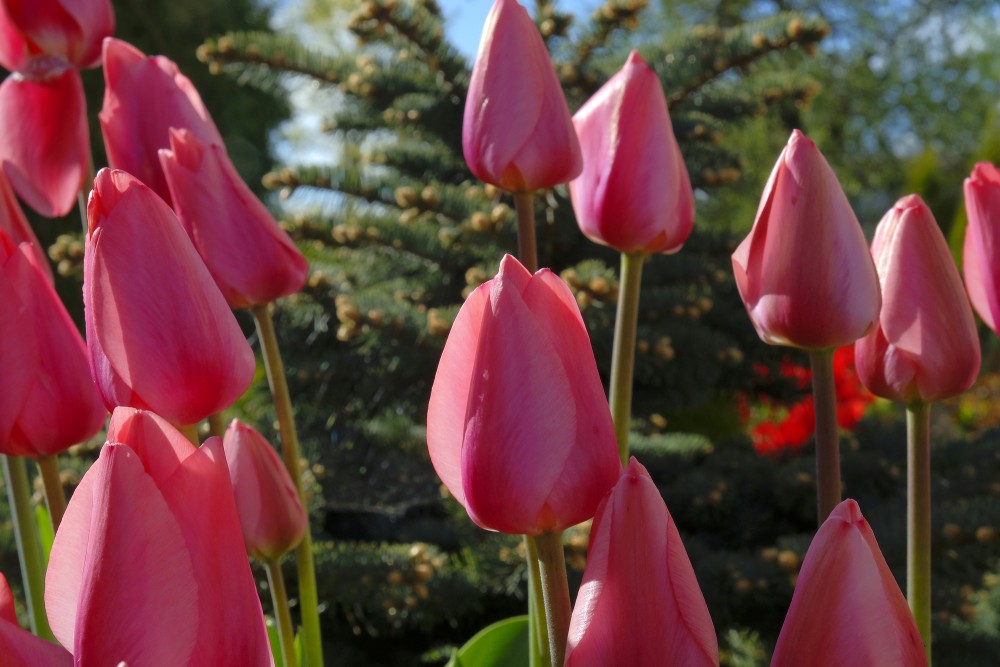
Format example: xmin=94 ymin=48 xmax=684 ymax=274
xmin=462 ymin=0 xmax=582 ymax=192
xmin=84 ymin=169 xmax=255 ymax=426
xmin=159 ymin=129 xmax=308 ymax=308
xmin=45 ymin=408 xmax=272 ymax=666
xmin=223 ymin=419 xmax=308 ymax=561
xmin=564 ymin=458 xmax=719 ymax=667
xmin=427 ymin=254 xmax=620 ymax=535
xmin=0 ymin=572 xmax=72 ymax=667
xmin=0 ymin=0 xmax=113 ymax=69
xmin=856 ymin=195 xmax=980 ymax=402
xmin=771 ymin=499 xmax=927 ymax=667
xmin=0 ymin=68 xmax=88 ymax=217
xmin=0 ymin=171 xmax=51 ymax=282
xmin=100 ymin=38 xmax=225 ymax=205
xmin=0 ymin=237 xmax=106 ymax=457
xmin=570 ymin=50 xmax=694 ymax=255
xmin=732 ymin=130 xmax=881 ymax=349
xmin=963 ymin=162 xmax=1000 ymax=333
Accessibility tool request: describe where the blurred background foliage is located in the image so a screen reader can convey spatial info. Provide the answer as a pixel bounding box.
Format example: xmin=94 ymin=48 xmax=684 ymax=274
xmin=3 ymin=0 xmax=1000 ymax=664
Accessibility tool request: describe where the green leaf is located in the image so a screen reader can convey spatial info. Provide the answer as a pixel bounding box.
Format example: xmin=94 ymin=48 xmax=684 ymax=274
xmin=295 ymin=626 xmax=305 ymax=667
xmin=35 ymin=505 xmax=53 ymax=565
xmin=266 ymin=617 xmax=285 ymax=667
xmin=445 ymin=616 xmax=530 ymax=667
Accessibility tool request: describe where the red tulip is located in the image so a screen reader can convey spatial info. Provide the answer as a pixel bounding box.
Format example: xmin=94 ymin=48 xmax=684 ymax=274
xmin=223 ymin=419 xmax=308 ymax=561
xmin=0 ymin=171 xmax=51 ymax=282
xmin=45 ymin=408 xmax=272 ymax=666
xmin=427 ymin=255 xmax=620 ymax=535
xmin=963 ymin=162 xmax=1000 ymax=333
xmin=100 ymin=38 xmax=224 ymax=205
xmin=771 ymin=499 xmax=927 ymax=667
xmin=0 ymin=0 xmax=113 ymax=69
xmin=570 ymin=50 xmax=694 ymax=255
xmin=462 ymin=0 xmax=582 ymax=192
xmin=84 ymin=169 xmax=255 ymax=426
xmin=0 ymin=572 xmax=72 ymax=667
xmin=856 ymin=195 xmax=980 ymax=402
xmin=0 ymin=237 xmax=106 ymax=457
xmin=564 ymin=458 xmax=719 ymax=667
xmin=159 ymin=128 xmax=308 ymax=308
xmin=732 ymin=130 xmax=881 ymax=349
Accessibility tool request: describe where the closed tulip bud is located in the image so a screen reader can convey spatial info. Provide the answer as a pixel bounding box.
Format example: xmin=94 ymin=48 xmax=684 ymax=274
xmin=84 ymin=169 xmax=255 ymax=426
xmin=45 ymin=408 xmax=271 ymax=666
xmin=0 ymin=0 xmax=113 ymax=70
xmin=100 ymin=38 xmax=225 ymax=205
xmin=0 ymin=573 xmax=72 ymax=666
xmin=462 ymin=0 xmax=582 ymax=192
xmin=856 ymin=195 xmax=980 ymax=402
xmin=223 ymin=420 xmax=308 ymax=561
xmin=963 ymin=162 xmax=1000 ymax=333
xmin=0 ymin=237 xmax=106 ymax=457
xmin=159 ymin=129 xmax=309 ymax=308
xmin=771 ymin=499 xmax=927 ymax=666
xmin=570 ymin=50 xmax=694 ymax=255
xmin=427 ymin=255 xmax=620 ymax=535
xmin=732 ymin=130 xmax=881 ymax=349
xmin=565 ymin=458 xmax=719 ymax=667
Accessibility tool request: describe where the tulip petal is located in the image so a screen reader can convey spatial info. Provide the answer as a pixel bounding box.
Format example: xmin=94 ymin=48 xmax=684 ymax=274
xmin=0 ymin=250 xmax=39 ymax=448
xmin=0 ymin=174 xmax=52 ymax=282
xmin=0 ymin=69 xmax=87 ymax=218
xmin=3 ymin=0 xmax=113 ymax=68
xmin=963 ymin=163 xmax=1000 ymax=332
xmin=106 ymin=407 xmax=193 ymax=484
xmin=0 ymin=4 xmax=29 ymax=71
xmin=0 ymin=573 xmax=16 ymax=624
xmin=45 ymin=444 xmax=198 ymax=665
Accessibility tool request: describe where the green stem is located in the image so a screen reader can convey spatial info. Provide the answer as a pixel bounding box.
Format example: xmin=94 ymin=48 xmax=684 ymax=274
xmin=807 ymin=349 xmax=840 ymax=525
xmin=177 ymin=423 xmax=200 ymax=446
xmin=2 ymin=456 xmax=54 ymax=640
xmin=253 ymin=303 xmax=324 ymax=667
xmin=907 ymin=401 xmax=932 ymax=664
xmin=36 ymin=456 xmax=66 ymax=532
xmin=267 ymin=559 xmax=299 ymax=667
xmin=513 ymin=192 xmax=538 ymax=273
xmin=608 ymin=252 xmax=645 ymax=466
xmin=531 ymin=532 xmax=571 ymax=667
xmin=524 ymin=535 xmax=549 ymax=667
xmin=208 ymin=412 xmax=228 ymax=438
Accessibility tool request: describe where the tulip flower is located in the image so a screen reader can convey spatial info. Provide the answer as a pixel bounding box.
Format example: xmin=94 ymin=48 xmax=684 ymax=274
xmin=462 ymin=0 xmax=582 ymax=192
xmin=84 ymin=169 xmax=255 ymax=426
xmin=100 ymin=38 xmax=225 ymax=205
xmin=564 ymin=458 xmax=719 ymax=666
xmin=963 ymin=162 xmax=1000 ymax=333
xmin=0 ymin=237 xmax=106 ymax=457
xmin=0 ymin=572 xmax=72 ymax=667
xmin=45 ymin=408 xmax=272 ymax=666
xmin=223 ymin=419 xmax=308 ymax=561
xmin=856 ymin=195 xmax=980 ymax=402
xmin=0 ymin=171 xmax=50 ymax=282
xmin=0 ymin=0 xmax=113 ymax=69
xmin=160 ymin=129 xmax=309 ymax=308
xmin=427 ymin=254 xmax=620 ymax=535
xmin=732 ymin=130 xmax=881 ymax=350
xmin=570 ymin=50 xmax=694 ymax=255
xmin=771 ymin=499 xmax=927 ymax=667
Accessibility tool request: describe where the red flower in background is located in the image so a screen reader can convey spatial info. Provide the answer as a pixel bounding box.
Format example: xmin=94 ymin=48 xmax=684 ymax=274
xmin=746 ymin=346 xmax=873 ymax=455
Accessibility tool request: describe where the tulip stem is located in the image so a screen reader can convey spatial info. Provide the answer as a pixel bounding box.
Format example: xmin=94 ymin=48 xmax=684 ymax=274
xmin=208 ymin=412 xmax=227 ymax=438
xmin=530 ymin=532 xmax=571 ymax=667
xmin=253 ymin=303 xmax=324 ymax=667
xmin=524 ymin=535 xmax=550 ymax=667
xmin=36 ymin=455 xmax=66 ymax=531
xmin=2 ymin=456 xmax=54 ymax=640
xmin=807 ymin=349 xmax=840 ymax=524
xmin=609 ymin=252 xmax=646 ymax=466
xmin=514 ymin=192 xmax=538 ymax=272
xmin=907 ymin=401 xmax=932 ymax=664
xmin=267 ymin=559 xmax=299 ymax=667
xmin=177 ymin=423 xmax=201 ymax=446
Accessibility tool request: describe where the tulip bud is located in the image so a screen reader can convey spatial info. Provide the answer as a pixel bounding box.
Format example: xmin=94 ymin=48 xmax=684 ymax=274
xmin=223 ymin=420 xmax=308 ymax=561
xmin=100 ymin=38 xmax=225 ymax=205
xmin=732 ymin=130 xmax=881 ymax=349
xmin=462 ymin=0 xmax=582 ymax=192
xmin=159 ymin=129 xmax=309 ymax=309
xmin=0 ymin=573 xmax=72 ymax=666
xmin=771 ymin=499 xmax=927 ymax=666
xmin=570 ymin=50 xmax=694 ymax=255
xmin=564 ymin=458 xmax=719 ymax=666
xmin=427 ymin=255 xmax=620 ymax=535
xmin=0 ymin=0 xmax=113 ymax=70
xmin=963 ymin=162 xmax=1000 ymax=333
xmin=84 ymin=169 xmax=255 ymax=426
xmin=856 ymin=195 xmax=980 ymax=402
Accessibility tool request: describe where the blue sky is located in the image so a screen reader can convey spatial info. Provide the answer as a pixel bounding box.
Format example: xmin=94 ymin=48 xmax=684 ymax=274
xmin=438 ymin=0 xmax=602 ymax=56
